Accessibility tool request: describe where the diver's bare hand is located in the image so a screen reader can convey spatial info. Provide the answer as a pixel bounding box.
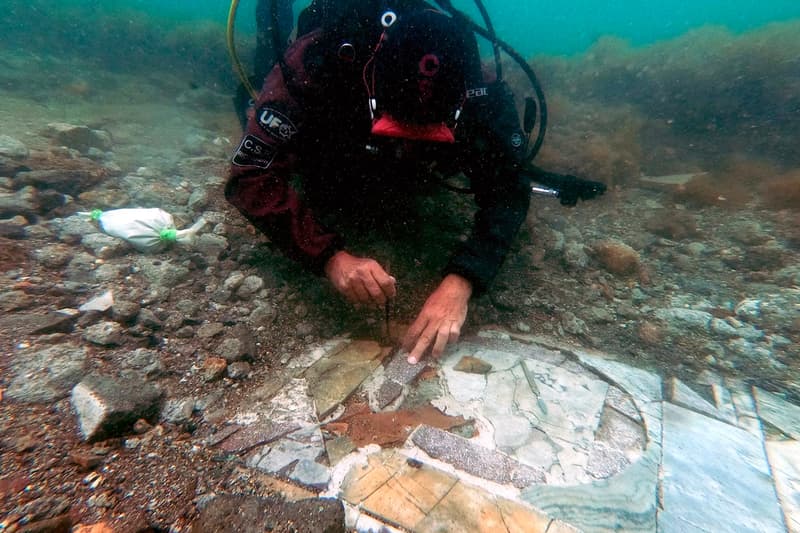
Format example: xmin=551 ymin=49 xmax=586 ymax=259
xmin=325 ymin=251 xmax=396 ymax=306
xmin=403 ymin=274 xmax=472 ymax=364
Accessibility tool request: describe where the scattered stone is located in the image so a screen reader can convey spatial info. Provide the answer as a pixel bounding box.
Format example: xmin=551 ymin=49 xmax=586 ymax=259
xmin=5 ymin=344 xmax=89 ymax=403
xmin=215 ymin=325 xmax=257 ymax=362
xmin=111 ymin=300 xmax=141 ymax=323
xmin=591 ymin=240 xmax=641 ymax=276
xmin=69 ymin=450 xmax=104 ymax=471
xmin=79 ymin=291 xmax=114 ymax=313
xmin=161 ymin=398 xmax=195 ymax=425
xmin=195 ymin=233 xmax=228 ymax=259
xmin=82 ymin=234 xmax=125 ymax=260
xmin=198 ymin=322 xmax=225 ymax=339
xmin=83 ymin=321 xmax=124 ymax=346
xmin=236 ymin=275 xmax=265 ymax=299
xmin=133 ymin=419 xmax=153 ymax=434
xmin=0 ymin=311 xmax=75 ymax=335
xmin=122 ymin=348 xmax=165 ymax=378
xmin=0 ymin=134 xmax=29 ymax=159
xmin=45 ymin=122 xmax=113 ymax=153
xmin=137 ymin=308 xmax=163 ymax=329
xmin=0 ymin=186 xmax=39 ymax=218
xmin=453 ymin=355 xmax=493 ymax=375
xmin=15 ymin=169 xmax=101 ymax=196
xmin=201 ymin=357 xmax=228 ymax=382
xmin=71 ymin=374 xmax=163 ymax=441
xmin=227 ymin=362 xmax=252 ymax=380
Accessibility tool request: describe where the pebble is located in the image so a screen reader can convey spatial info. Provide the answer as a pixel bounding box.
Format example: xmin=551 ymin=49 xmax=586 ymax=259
xmin=83 ymin=321 xmax=124 ymax=346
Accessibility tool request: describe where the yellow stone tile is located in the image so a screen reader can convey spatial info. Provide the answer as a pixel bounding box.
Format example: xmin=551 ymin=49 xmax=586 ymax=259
xmin=363 ymin=478 xmax=429 ymax=530
xmin=416 ymin=482 xmax=510 ymax=533
xmin=393 ymin=462 xmax=459 ymax=513
xmin=495 ymin=497 xmax=551 ymax=533
xmin=341 ymin=462 xmax=395 ymax=504
xmin=546 ymin=519 xmax=583 ymax=533
xmin=335 ymin=340 xmax=384 ymax=364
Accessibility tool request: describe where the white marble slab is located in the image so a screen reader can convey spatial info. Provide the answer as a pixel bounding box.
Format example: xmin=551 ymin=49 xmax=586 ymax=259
xmin=658 ymin=402 xmax=785 ymax=533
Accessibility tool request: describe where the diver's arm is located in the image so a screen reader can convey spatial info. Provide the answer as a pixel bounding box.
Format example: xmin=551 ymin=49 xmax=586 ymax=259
xmin=226 ymin=31 xmax=344 ymax=274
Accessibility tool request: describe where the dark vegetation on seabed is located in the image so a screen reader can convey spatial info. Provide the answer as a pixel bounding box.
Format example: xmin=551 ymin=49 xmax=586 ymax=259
xmin=4 ymin=2 xmax=800 ymax=208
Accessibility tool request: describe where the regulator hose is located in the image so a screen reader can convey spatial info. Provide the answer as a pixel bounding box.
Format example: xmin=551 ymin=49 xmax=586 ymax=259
xmin=227 ymin=0 xmax=259 ymax=100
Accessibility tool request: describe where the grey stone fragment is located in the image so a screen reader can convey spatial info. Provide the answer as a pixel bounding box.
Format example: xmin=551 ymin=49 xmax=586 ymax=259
xmin=410 ymin=425 xmax=545 ymax=489
xmin=134 ymin=257 xmax=189 ymax=288
xmin=658 ymin=402 xmax=785 ymax=533
xmin=112 ymin=300 xmax=141 ymax=323
xmin=195 ymin=233 xmax=228 ymax=259
xmin=376 ymin=379 xmax=405 ymax=410
xmin=46 ymin=122 xmax=113 ymax=153
xmin=137 ymin=308 xmax=163 ymax=329
xmin=0 ymin=186 xmax=39 ymax=217
xmin=15 ymin=169 xmax=100 ymax=196
xmin=0 ymin=134 xmax=29 ymax=159
xmin=122 ymin=348 xmax=164 ymax=378
xmin=71 ymin=374 xmax=163 ymax=441
xmin=33 ymin=244 xmax=73 ymax=269
xmin=383 ymin=350 xmax=428 ymax=385
xmin=83 ymin=320 xmax=124 ymax=346
xmin=290 ymin=459 xmax=331 ymax=490
xmin=6 ymin=344 xmax=89 ymax=403
xmin=0 ymin=290 xmax=34 ymax=312
xmin=198 ymin=322 xmax=225 ymax=339
xmin=236 ymin=275 xmax=265 ymax=299
xmin=81 ymin=233 xmax=127 ymax=259
xmin=161 ymin=398 xmax=195 ymax=424
xmin=0 ymin=312 xmax=75 ymax=335
xmin=215 ymin=325 xmax=256 ymax=361
xmin=227 ymin=361 xmax=252 ymax=380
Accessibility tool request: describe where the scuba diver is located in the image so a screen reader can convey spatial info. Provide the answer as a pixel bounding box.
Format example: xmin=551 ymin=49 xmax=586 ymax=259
xmin=225 ymin=0 xmax=605 ymax=364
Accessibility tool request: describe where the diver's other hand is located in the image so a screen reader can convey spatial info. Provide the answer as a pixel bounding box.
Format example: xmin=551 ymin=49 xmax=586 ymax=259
xmin=324 ymin=250 xmax=396 ymax=306
xmin=403 ymin=274 xmax=472 ymax=364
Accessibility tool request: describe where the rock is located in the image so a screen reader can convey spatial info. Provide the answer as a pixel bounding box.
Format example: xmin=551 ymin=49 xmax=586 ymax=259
xmin=0 ymin=134 xmax=29 ymax=159
xmin=0 ymin=186 xmax=39 ymax=218
xmin=64 ymin=252 xmax=97 ymax=284
xmin=14 ymin=169 xmax=101 ymax=196
xmin=562 ymin=241 xmax=589 ymax=271
xmin=201 ymin=357 xmax=228 ymax=382
xmin=83 ymin=321 xmax=124 ymax=346
xmin=79 ymin=291 xmax=114 ymax=313
xmin=134 ymin=257 xmax=190 ymax=288
xmin=190 ymin=495 xmax=345 ymax=533
xmin=81 ymin=233 xmax=127 ymax=259
xmin=5 ymin=344 xmax=89 ymax=403
xmin=0 ymin=290 xmax=34 ymax=312
xmin=52 ymin=214 xmax=97 ymax=244
xmin=122 ymin=348 xmax=165 ymax=378
xmin=161 ymin=398 xmax=195 ymax=424
xmin=655 ymin=308 xmax=713 ymax=332
xmin=70 ymin=374 xmax=163 ymax=441
xmin=45 ymin=122 xmax=113 ymax=153
xmin=0 ymin=311 xmax=75 ymax=335
xmin=236 ymin=275 xmax=265 ymax=299
xmin=137 ymin=308 xmax=163 ymax=329
xmin=454 ymin=356 xmax=493 ymax=375
xmin=111 ymin=300 xmax=141 ymax=323
xmin=195 ymin=233 xmax=228 ymax=260
xmin=215 ymin=326 xmax=256 ymax=361
xmin=227 ymin=361 xmax=252 ymax=380
xmin=0 ymin=219 xmax=27 ymax=240
xmin=198 ymin=322 xmax=225 ymax=339
xmin=591 ymin=240 xmax=641 ymax=276
xmin=561 ymin=311 xmax=588 ymax=337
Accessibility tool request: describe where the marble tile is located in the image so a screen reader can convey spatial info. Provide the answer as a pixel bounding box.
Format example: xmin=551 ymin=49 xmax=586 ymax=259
xmin=416 ymin=481 xmax=550 ymax=533
xmin=305 ymin=340 xmax=385 ymax=419
xmin=522 ymin=442 xmax=661 ymax=533
xmin=658 ymin=402 xmax=785 ymax=533
xmin=754 ymin=387 xmax=800 ymax=440
xmin=765 ymin=440 xmax=800 ymax=533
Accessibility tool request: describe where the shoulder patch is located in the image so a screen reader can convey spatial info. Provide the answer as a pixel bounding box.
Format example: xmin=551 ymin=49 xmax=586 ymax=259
xmin=256 ymin=106 xmax=298 ymax=142
xmin=232 ymin=135 xmax=277 ymax=169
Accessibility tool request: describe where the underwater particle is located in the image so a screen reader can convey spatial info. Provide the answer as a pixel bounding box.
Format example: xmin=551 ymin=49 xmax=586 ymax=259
xmin=591 ymin=240 xmax=641 ymax=276
xmin=453 ymin=355 xmax=493 ymax=375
